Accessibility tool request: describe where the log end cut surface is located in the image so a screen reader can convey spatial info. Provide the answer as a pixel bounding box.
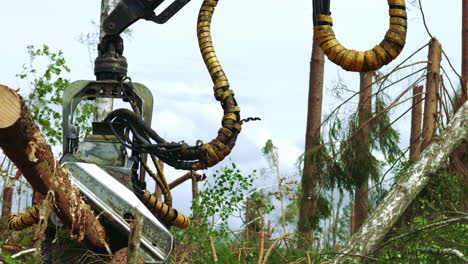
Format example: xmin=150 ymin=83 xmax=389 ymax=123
xmin=0 ymin=85 xmax=21 ymax=128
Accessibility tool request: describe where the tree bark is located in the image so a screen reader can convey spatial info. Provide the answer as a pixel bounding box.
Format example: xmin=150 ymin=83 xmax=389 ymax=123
xmin=169 ymin=171 xmax=192 ymax=189
xmin=94 ymin=0 xmax=114 ymax=122
xmin=330 ymin=101 xmax=468 ymax=263
xmin=110 ymin=248 xmax=144 ymax=264
xmin=349 ymin=203 xmax=355 ymax=236
xmin=299 ymin=35 xmax=325 ymax=248
xmin=154 ymin=159 xmax=164 ymax=199
xmin=244 ymin=198 xmax=251 ymax=241
xmin=410 ymin=85 xmax=424 ymax=160
xmin=1 ymin=163 xmax=17 ymax=218
xmin=16 ymin=175 xmax=22 ymax=212
xmin=191 ymin=173 xmax=200 ymax=223
xmin=127 ymin=210 xmax=143 ymax=264
xmin=462 ymin=0 xmax=468 ymax=104
xmin=332 ymin=191 xmax=344 ymax=247
xmin=421 ymin=38 xmax=442 ymax=150
xmin=0 ymin=85 xmax=109 ymax=252
xmin=352 ymin=72 xmax=373 ymax=234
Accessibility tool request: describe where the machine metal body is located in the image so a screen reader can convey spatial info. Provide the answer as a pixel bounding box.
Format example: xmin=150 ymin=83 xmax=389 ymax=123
xmin=64 ymin=162 xmax=173 ymax=263
xmin=60 ymin=80 xmax=174 ymax=263
xmin=54 ymin=0 xmax=227 ymax=262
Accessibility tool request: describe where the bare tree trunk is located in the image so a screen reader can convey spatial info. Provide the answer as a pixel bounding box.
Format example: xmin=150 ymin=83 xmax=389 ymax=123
xmin=0 ymin=85 xmax=109 ymax=252
xmin=154 ymin=160 xmax=164 ymax=199
xmin=127 ymin=210 xmax=143 ymax=264
xmin=32 ymin=191 xmax=43 ymax=206
xmin=331 ymin=101 xmax=468 ymax=263
xmin=191 ymin=173 xmax=200 ymax=222
xmin=352 ymin=72 xmax=373 ymax=234
xmin=410 ymin=85 xmax=424 ymax=160
xmin=94 ymin=0 xmax=114 ymax=122
xmin=421 ymin=38 xmax=442 ymax=150
xmin=299 ymin=36 xmax=325 ymax=249
xmin=244 ymin=198 xmax=251 ymax=241
xmin=1 ymin=177 xmax=13 ymax=221
xmin=16 ymin=175 xmax=22 ymax=212
xmin=332 ymin=191 xmax=344 ymax=247
xmin=274 ymin=157 xmax=287 ymax=235
xmin=257 ymin=209 xmax=265 ymax=264
xmin=462 ymin=0 xmax=468 ymax=104
xmin=349 ymin=203 xmax=355 ymax=236
xmin=1 ymin=161 xmax=14 ymax=218
xmin=1 ymin=164 xmax=20 ymax=232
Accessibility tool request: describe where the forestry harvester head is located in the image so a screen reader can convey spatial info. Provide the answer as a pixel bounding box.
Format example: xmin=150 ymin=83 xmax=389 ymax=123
xmin=57 ymin=0 xmax=243 ymax=263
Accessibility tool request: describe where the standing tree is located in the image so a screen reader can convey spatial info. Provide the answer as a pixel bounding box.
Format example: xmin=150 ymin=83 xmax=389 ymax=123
xmin=262 ymin=139 xmax=287 ymax=235
xmin=410 ymin=85 xmax=424 ymax=160
xmin=299 ymin=31 xmax=325 ymax=248
xmin=351 ymin=72 xmax=373 ymax=234
xmin=421 ymin=38 xmax=442 ymax=150
xmin=462 ymin=0 xmax=468 ymax=104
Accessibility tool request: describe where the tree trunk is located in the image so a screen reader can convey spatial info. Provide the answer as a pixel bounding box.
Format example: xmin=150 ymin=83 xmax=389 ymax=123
xmin=410 ymin=85 xmax=424 ymax=160
xmin=94 ymin=0 xmax=114 ymax=122
xmin=0 ymin=85 xmax=109 ymax=252
xmin=332 ymin=191 xmax=344 ymax=247
xmin=191 ymin=173 xmax=200 ymax=222
xmin=349 ymin=203 xmax=355 ymax=236
xmin=244 ymin=198 xmax=251 ymax=241
xmin=1 ymin=162 xmax=14 ymax=218
xmin=154 ymin=159 xmax=164 ymax=199
xmin=1 ymin=164 xmax=20 ymax=232
xmin=421 ymin=38 xmax=442 ymax=150
xmin=127 ymin=210 xmax=143 ymax=264
xmin=16 ymin=175 xmax=22 ymax=212
xmin=299 ymin=35 xmax=325 ymax=248
xmin=352 ymin=72 xmax=373 ymax=234
xmin=1 ymin=177 xmax=13 ymax=218
xmin=274 ymin=155 xmax=287 ymax=235
xmin=32 ymin=191 xmax=44 ymax=206
xmin=462 ymin=0 xmax=468 ymax=104
xmin=330 ymin=101 xmax=468 ymax=263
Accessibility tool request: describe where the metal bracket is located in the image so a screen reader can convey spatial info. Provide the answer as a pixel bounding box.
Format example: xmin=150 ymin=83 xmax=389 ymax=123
xmin=61 ymin=80 xmax=154 ymax=155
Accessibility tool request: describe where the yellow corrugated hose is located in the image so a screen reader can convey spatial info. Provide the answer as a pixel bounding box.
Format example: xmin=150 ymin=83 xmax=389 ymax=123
xmin=314 ymin=0 xmax=407 ymax=72
xmin=192 ymin=0 xmax=242 ymax=170
xmin=142 ymin=191 xmax=190 ymax=229
xmin=8 ymin=205 xmax=40 ymax=231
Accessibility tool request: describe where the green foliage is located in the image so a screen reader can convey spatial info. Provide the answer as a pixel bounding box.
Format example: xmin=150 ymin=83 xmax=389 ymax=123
xmin=262 ymin=139 xmax=278 ymax=170
xmin=194 ymin=163 xmax=255 ymax=229
xmin=16 ymin=45 xmax=93 ymax=146
xmin=376 ymin=171 xmax=467 ymax=263
xmin=340 ymin=112 xmax=382 ymax=188
xmin=173 ymin=163 xmax=256 ymax=264
xmin=370 ymin=95 xmax=403 ymax=164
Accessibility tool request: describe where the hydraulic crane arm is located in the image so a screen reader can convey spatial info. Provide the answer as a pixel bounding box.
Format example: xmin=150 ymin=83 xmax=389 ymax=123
xmin=103 ymin=0 xmax=191 ymax=36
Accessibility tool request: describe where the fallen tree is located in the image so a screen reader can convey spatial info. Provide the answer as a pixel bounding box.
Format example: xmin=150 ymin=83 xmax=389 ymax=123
xmin=331 ymin=101 xmax=468 ymax=263
xmin=0 ymin=85 xmax=110 ymax=253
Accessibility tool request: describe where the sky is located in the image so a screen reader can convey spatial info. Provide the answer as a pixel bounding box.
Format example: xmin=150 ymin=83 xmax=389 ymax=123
xmin=0 ymin=0 xmax=463 ymax=226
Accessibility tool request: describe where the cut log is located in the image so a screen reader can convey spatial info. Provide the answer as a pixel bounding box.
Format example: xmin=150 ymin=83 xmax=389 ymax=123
xmin=0 ymin=85 xmax=109 ymax=252
xmin=331 ymin=101 xmax=468 ymax=263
